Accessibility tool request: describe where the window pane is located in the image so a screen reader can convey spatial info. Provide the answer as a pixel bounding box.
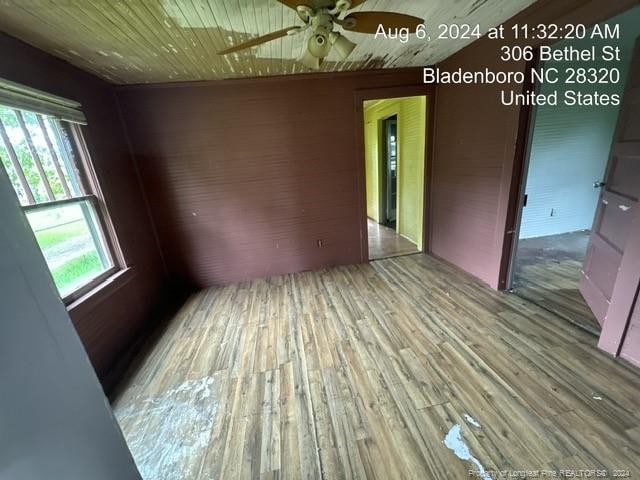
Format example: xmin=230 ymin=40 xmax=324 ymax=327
xmin=0 ymin=139 xmax=29 ymax=204
xmin=0 ymin=105 xmax=83 ymax=205
xmin=21 ymin=111 xmax=66 ymax=200
xmin=0 ymin=107 xmax=49 ymax=202
xmin=26 ymin=200 xmax=113 ymax=298
xmin=47 ymin=117 xmax=85 ymax=197
xmin=45 ymin=117 xmax=80 ymax=196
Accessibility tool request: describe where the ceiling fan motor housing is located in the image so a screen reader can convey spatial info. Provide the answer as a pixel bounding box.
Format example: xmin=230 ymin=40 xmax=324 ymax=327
xmin=308 ymin=11 xmax=334 ymax=58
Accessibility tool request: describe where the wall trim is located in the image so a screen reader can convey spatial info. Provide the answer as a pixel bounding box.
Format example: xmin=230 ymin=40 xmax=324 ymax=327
xmin=116 ymin=67 xmax=424 ymax=91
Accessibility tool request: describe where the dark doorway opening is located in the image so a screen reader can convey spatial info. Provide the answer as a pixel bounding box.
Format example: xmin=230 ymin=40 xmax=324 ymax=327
xmin=382 ymin=115 xmax=398 ymax=230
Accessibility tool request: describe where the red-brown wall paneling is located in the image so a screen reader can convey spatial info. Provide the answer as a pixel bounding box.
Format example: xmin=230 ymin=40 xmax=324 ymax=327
xmin=430 ymin=0 xmax=638 ymax=290
xmin=117 ymin=69 xmax=425 ymax=287
xmin=431 ymin=51 xmax=521 ymax=289
xmin=0 ymin=33 xmax=166 ymax=382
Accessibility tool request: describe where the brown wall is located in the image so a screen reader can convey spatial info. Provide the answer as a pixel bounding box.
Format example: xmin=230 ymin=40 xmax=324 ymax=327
xmin=0 ymin=33 xmax=166 ymax=383
xmin=430 ymin=48 xmax=522 ymax=289
xmin=430 ymin=0 xmax=637 ymax=289
xmin=117 ymin=0 xmax=634 ymax=293
xmin=117 ymin=70 xmax=427 ymax=287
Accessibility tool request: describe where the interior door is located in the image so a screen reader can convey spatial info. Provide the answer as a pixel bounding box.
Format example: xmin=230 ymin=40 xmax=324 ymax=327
xmin=384 ymin=116 xmax=398 ymax=227
xmin=580 ymin=38 xmax=640 ymax=325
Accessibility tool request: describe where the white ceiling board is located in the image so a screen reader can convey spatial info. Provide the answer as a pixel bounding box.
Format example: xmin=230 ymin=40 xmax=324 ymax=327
xmin=0 ymin=0 xmax=537 ymax=84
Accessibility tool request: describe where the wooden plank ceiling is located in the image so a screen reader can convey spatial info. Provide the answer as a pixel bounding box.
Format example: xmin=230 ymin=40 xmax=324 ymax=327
xmin=0 ymin=0 xmax=536 ymax=84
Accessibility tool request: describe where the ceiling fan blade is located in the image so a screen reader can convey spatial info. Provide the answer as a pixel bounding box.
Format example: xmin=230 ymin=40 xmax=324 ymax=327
xmin=342 ymin=11 xmax=423 ymax=34
xmin=218 ymin=27 xmax=300 ymax=55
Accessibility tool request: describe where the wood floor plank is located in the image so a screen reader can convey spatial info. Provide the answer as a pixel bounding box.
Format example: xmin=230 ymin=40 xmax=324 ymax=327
xmin=513 ymin=232 xmax=600 ymax=334
xmin=260 ymin=368 xmax=281 ymax=475
xmin=113 ymin=254 xmax=640 ymax=480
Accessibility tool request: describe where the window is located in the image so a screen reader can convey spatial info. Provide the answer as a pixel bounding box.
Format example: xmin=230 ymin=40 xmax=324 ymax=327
xmin=0 ymin=92 xmax=121 ymax=303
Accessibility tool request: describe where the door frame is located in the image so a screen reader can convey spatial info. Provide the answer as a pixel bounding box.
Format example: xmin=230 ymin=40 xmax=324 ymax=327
xmin=498 ymin=55 xmax=539 ymax=291
xmin=354 ymin=84 xmax=435 ymax=263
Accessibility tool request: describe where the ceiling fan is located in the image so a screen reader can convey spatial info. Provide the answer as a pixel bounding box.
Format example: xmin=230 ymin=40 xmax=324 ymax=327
xmin=217 ymin=0 xmax=424 ymax=69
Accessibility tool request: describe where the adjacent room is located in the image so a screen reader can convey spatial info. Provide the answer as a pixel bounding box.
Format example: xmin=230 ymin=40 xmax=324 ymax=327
xmin=511 ymin=6 xmax=640 ymax=335
xmin=1 ymin=1 xmax=639 ymax=479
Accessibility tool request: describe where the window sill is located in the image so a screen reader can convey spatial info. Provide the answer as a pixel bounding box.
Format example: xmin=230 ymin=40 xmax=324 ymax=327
xmin=66 ymin=267 xmax=135 ymax=316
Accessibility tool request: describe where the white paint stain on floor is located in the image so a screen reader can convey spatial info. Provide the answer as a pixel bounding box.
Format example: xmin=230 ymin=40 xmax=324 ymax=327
xmin=444 ymin=424 xmax=491 ymax=480
xmin=464 ymin=413 xmax=481 ymax=428
xmin=116 ymin=376 xmax=220 ymax=480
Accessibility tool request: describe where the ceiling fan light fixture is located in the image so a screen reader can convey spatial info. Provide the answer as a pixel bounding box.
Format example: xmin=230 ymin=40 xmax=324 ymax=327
xmin=307 ymin=33 xmax=331 ymax=58
xmin=301 ymin=48 xmax=321 ymax=69
xmin=330 ymin=32 xmax=356 ymax=60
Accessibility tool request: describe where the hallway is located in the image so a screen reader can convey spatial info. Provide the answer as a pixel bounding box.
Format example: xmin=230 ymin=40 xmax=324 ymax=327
xmin=367 ymin=218 xmax=418 ymax=260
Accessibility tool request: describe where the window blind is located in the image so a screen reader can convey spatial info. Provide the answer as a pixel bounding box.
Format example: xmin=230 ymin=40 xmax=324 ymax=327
xmin=0 ymin=77 xmax=87 ymax=124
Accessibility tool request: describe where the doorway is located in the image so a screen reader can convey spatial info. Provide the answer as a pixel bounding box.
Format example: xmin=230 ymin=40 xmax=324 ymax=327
xmin=509 ymin=7 xmax=640 ymax=336
xmin=362 ymin=96 xmax=426 ymax=261
xmin=383 ymin=115 xmax=398 ymax=229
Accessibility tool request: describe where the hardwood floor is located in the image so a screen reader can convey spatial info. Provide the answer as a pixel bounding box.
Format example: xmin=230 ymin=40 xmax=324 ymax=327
xmin=513 ymin=231 xmax=600 ymax=335
xmin=367 ymin=218 xmax=418 ymax=260
xmin=113 ymin=254 xmax=640 ymax=480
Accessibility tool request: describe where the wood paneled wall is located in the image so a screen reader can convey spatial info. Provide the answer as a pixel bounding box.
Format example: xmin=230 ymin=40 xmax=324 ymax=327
xmin=118 ymin=0 xmax=638 ymax=292
xmin=430 ymin=0 xmax=638 ymax=290
xmin=117 ymin=70 xmax=427 ymax=287
xmin=0 ymin=33 xmax=166 ymax=385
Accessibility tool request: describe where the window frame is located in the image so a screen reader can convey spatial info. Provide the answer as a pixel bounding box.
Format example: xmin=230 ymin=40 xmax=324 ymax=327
xmin=23 ymin=195 xmax=120 ymax=304
xmin=0 ymin=108 xmax=124 ymax=304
